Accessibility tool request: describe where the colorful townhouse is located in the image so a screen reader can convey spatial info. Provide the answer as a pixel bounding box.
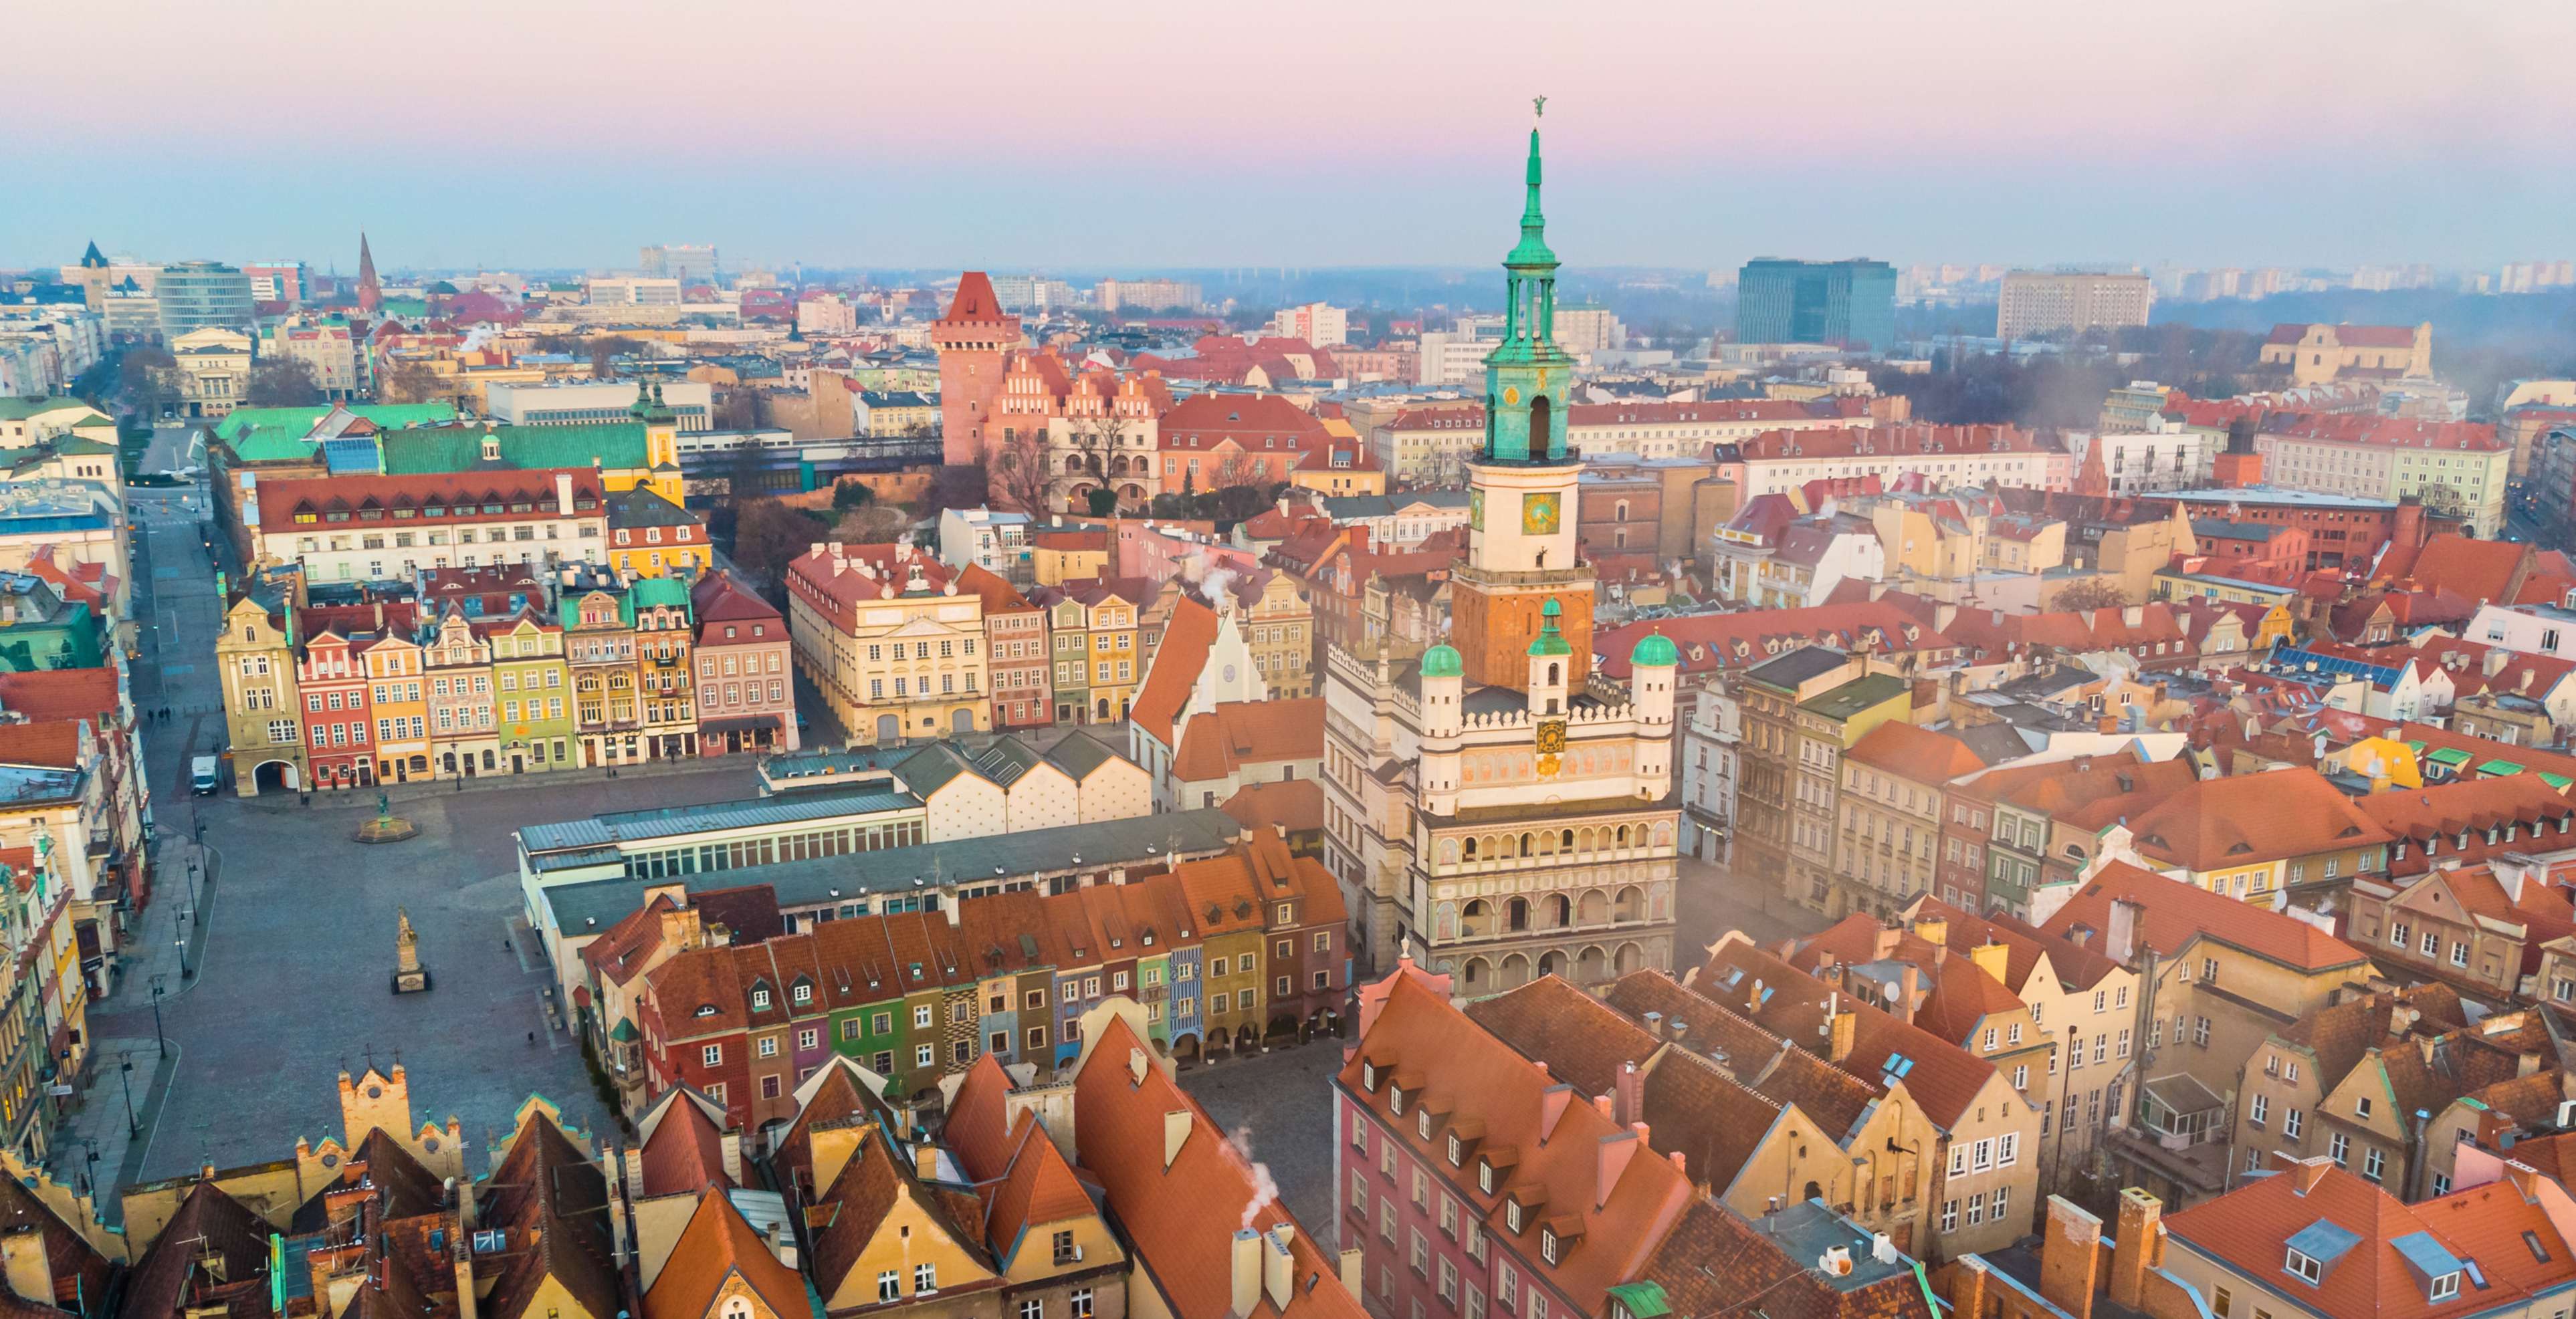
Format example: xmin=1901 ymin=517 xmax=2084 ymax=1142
xmin=485 ymin=610 xmax=575 ymax=772
xmin=631 ymin=576 xmax=701 ymax=759
xmin=635 ymin=834 xmax=1346 ymax=1132
xmin=691 ymin=572 xmax=798 ymax=756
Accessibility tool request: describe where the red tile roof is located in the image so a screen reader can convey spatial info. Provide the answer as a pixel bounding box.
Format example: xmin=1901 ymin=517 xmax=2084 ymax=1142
xmin=1172 ymin=699 xmax=1324 ymax=783
xmin=1073 ymin=1011 xmax=1366 ymax=1319
xmin=636 ymin=1094 xmax=732 ymax=1197
xmin=2165 ymin=1162 xmax=2575 ymax=1319
xmin=0 ymin=669 xmax=116 ymax=724
xmin=255 ymin=469 xmax=601 ymax=532
xmin=2121 ymin=767 xmax=2391 ymax=870
xmin=641 ymin=1189 xmax=807 ymax=1319
xmin=1697 ymin=939 xmax=2004 ymax=1132
xmin=0 ymin=721 xmax=79 ymax=769
xmin=1219 ymin=780 xmax=1324 ymax=836
xmin=1843 ymin=721 xmax=1987 ymax=785
xmin=1594 ymin=602 xmax=1953 ymax=679
xmin=1344 ymin=969 xmax=1694 ymax=1315
xmin=2040 ymin=860 xmax=2371 ymax=973
xmin=1131 ymin=597 xmax=1220 ymax=747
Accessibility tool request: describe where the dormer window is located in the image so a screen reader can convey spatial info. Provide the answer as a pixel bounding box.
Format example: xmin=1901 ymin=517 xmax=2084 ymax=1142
xmin=1541 ymin=1229 xmax=1560 ymax=1264
xmin=1362 ymin=1061 xmax=1378 ymax=1092
xmin=750 ymin=988 xmax=771 ymax=1011
xmin=1478 ymin=1161 xmax=1495 ymax=1194
xmin=2430 ymin=1272 xmax=2460 ymax=1302
xmin=1416 ymin=1108 xmax=1432 ymax=1139
xmin=1389 ymin=1088 xmax=1406 ymax=1117
xmin=2285 ymin=1247 xmax=2323 ymax=1285
xmin=1448 ymin=1133 xmax=1463 ymax=1166
xmin=792 ymin=983 xmax=812 ymax=1005
xmin=1507 ymin=1201 xmax=1523 ymax=1233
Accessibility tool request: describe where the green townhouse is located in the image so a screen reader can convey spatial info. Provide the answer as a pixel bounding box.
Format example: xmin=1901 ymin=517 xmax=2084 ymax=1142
xmin=484 ymin=611 xmax=576 ymax=772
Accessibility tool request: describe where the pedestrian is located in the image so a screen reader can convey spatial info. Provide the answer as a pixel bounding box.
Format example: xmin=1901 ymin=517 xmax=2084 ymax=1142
xmin=503 ymin=938 xmax=512 ymax=952
xmin=526 ymin=1031 xmax=534 ymax=1046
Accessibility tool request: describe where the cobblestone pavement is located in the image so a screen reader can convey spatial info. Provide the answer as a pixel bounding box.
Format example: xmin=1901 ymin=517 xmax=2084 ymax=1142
xmin=1179 ymin=1038 xmax=1346 ymax=1237
xmin=1675 ymin=854 xmax=1832 ymax=963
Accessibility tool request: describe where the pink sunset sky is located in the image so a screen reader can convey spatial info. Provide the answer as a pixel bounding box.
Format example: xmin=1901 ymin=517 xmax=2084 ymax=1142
xmin=7 ymin=0 xmax=2571 ymax=271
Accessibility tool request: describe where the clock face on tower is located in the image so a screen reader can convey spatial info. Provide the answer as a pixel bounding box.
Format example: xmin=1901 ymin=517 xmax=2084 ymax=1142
xmin=1535 ymin=719 xmax=1567 ymax=755
xmin=1503 ymin=385 xmax=1521 ymax=406
xmin=1521 ymin=491 xmax=1561 ymax=535
xmin=1469 ymin=488 xmax=1484 ymax=531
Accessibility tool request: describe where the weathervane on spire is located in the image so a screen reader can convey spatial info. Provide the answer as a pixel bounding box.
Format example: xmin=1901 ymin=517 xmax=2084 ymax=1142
xmin=1533 ymin=95 xmax=1546 ymax=121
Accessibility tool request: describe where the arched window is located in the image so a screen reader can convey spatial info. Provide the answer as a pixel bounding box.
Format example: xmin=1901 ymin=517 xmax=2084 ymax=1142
xmin=1547 ymin=662 xmax=1560 ymax=687
xmin=1529 ymin=395 xmax=1552 ymax=454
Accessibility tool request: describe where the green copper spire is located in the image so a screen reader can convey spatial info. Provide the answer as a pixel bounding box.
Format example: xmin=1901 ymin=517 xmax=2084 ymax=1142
xmin=1507 ymin=126 xmax=1556 ymax=269
xmin=1482 ymin=97 xmax=1578 ymax=465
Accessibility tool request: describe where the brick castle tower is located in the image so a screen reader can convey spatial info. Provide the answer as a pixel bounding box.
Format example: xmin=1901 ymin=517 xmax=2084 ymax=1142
xmin=932 ymin=271 xmax=1022 ymax=467
xmin=1448 ymin=106 xmax=1594 ymax=690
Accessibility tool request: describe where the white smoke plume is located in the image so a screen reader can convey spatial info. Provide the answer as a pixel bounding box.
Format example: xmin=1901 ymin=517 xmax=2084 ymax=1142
xmin=1231 ymin=1123 xmax=1279 ymax=1231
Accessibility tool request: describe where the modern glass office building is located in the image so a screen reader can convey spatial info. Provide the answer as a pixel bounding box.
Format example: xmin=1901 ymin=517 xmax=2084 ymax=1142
xmin=155 ymin=261 xmax=255 ymax=338
xmin=1735 ymin=257 xmax=1898 ymax=352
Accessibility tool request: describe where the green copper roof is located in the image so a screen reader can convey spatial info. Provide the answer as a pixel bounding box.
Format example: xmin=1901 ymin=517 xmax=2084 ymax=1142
xmin=1506 ymin=126 xmax=1557 ymax=269
xmin=1527 ymin=618 xmax=1573 ymax=658
xmin=1629 ymin=631 xmax=1679 ymax=668
xmin=1420 ymin=644 xmax=1463 ymax=678
xmin=381 ymin=423 xmax=652 ymax=475
xmin=2426 ymin=747 xmax=2472 ymax=766
xmin=0 ymin=398 xmax=108 ymax=423
xmin=1542 ymin=596 xmax=1562 ymax=618
xmin=1604 ymin=1284 xmax=1669 ymax=1319
xmin=215 ymin=403 xmax=457 ymax=461
xmin=2478 ymin=759 xmax=2526 ymax=776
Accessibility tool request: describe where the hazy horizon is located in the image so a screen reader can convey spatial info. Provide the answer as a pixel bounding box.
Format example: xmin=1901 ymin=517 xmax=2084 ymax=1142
xmin=10 ymin=0 xmax=2572 ymax=275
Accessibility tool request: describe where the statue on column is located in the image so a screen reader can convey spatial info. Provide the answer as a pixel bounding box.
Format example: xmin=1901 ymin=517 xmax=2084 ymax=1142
xmin=392 ymin=907 xmax=431 ymax=993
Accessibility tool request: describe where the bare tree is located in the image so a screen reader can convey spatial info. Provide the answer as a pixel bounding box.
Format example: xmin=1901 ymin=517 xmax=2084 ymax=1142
xmin=2048 ymin=578 xmax=2133 ymax=612
xmin=377 ymin=362 xmax=449 ymax=404
xmin=988 ymin=426 xmax=1053 ymax=514
xmin=1212 ymin=450 xmax=1263 ymax=492
xmin=1061 ymin=413 xmax=1129 ymax=509
xmin=245 ymin=358 xmax=323 ymax=407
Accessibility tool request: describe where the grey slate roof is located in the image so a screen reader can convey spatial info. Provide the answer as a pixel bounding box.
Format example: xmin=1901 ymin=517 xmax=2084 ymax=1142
xmin=518 ymin=786 xmax=920 ymax=854
xmin=541 ymin=808 xmax=1246 ymax=936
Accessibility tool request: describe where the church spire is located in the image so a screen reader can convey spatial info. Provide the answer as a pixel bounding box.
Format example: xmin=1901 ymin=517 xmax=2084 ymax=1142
xmin=1508 ymin=98 xmax=1556 ymax=270
xmin=356 ymin=231 xmax=382 ymax=316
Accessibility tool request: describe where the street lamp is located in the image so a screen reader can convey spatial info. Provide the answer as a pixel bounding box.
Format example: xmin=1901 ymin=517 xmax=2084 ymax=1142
xmin=115 ymin=1056 xmax=138 ymax=1137
xmin=148 ymin=975 xmax=166 ymax=1057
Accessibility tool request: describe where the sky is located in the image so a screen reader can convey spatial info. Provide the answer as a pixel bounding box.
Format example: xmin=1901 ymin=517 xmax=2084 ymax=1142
xmin=8 ymin=0 xmax=2573 ymax=277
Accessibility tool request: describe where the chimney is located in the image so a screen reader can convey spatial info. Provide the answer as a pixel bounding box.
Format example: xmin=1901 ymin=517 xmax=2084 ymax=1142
xmin=1613 ymin=1060 xmax=1646 ymax=1127
xmin=0 ymin=1227 xmax=51 ymax=1313
xmin=2038 ymin=1198 xmax=2103 ymax=1319
xmin=1230 ymin=1230 xmax=1263 ymax=1318
xmin=1338 ymin=1246 xmax=1364 ymax=1296
xmin=1262 ymin=1224 xmax=1296 ymax=1312
xmin=2107 ymin=1189 xmax=2163 ymax=1312
xmin=554 ymin=471 xmax=574 ymax=517
xmin=1826 ymin=1003 xmax=1858 ymax=1063
xmin=1967 ymin=941 xmax=2010 ymax=983
xmin=1539 ymin=1084 xmax=1574 ymax=1139
xmin=1128 ymin=1048 xmax=1148 ymax=1084
xmin=1164 ymin=1110 xmax=1191 ymax=1169
xmin=451 ymin=1217 xmax=479 ymax=1319
xmin=1596 ymin=1131 xmax=1641 ymax=1207
xmin=914 ymin=1143 xmax=940 ymax=1181
xmin=1911 ymin=915 xmax=1949 ymax=948
xmin=2105 ymin=898 xmax=2143 ymax=965
xmin=1642 ymin=1011 xmax=1664 ymax=1040
xmin=2486 ymin=648 xmax=2512 ymax=679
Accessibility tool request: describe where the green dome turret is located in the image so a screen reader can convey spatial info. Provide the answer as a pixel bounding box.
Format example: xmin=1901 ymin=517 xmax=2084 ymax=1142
xmin=1420 ymin=644 xmax=1464 ymax=678
xmin=1630 ymin=631 xmax=1679 ymax=669
xmin=1527 ymin=598 xmax=1573 ymax=658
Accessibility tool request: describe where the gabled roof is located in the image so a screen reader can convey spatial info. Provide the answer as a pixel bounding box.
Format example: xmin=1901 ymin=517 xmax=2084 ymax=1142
xmin=1339 ymin=973 xmax=1691 ymax=1316
xmin=1132 ymin=597 xmax=1220 ymax=747
xmin=808 ymin=1124 xmax=992 ymax=1300
xmin=978 ymin=1110 xmax=1095 ymax=1262
xmin=2166 ymin=1163 xmax=2575 ymax=1319
xmin=1843 ymin=721 xmax=1988 ymax=785
xmin=1073 ymin=1012 xmax=1368 ymax=1319
xmin=641 ymin=1189 xmax=806 ymax=1319
xmin=480 ymin=1116 xmax=619 ymax=1319
xmin=1697 ymin=940 xmax=2004 ymax=1132
xmin=637 ymin=1087 xmax=733 ymax=1197
xmin=2123 ymin=767 xmax=2391 ymax=869
xmin=120 ymin=1181 xmax=275 ymax=1319
xmin=1172 ymin=698 xmax=1323 ymax=782
xmin=2040 ymin=860 xmax=2371 ymax=972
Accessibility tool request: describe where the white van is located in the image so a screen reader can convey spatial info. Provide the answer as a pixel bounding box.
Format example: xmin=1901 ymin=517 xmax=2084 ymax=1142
xmin=191 ymin=755 xmax=221 ymax=795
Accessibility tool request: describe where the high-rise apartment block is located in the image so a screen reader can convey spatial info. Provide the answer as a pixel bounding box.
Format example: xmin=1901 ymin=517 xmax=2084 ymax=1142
xmin=1094 ymin=278 xmax=1202 ymax=312
xmin=1995 ymin=271 xmax=2153 ymax=340
xmin=1735 ymin=257 xmax=1897 ymax=351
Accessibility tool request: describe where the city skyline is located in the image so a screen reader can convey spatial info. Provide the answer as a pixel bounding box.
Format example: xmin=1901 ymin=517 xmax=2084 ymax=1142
xmin=8 ymin=1 xmax=2572 ymax=273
